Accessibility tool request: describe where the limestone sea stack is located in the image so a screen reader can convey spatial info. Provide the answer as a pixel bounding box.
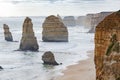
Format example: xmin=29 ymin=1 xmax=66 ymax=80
xmin=42 ymin=51 xmax=59 ymax=65
xmin=42 ymin=15 xmax=68 ymax=42
xmin=3 ymin=24 xmax=13 ymax=41
xmin=63 ymin=16 xmax=76 ymax=26
xmin=19 ymin=17 xmax=39 ymax=51
xmin=95 ymin=10 xmax=120 ymax=80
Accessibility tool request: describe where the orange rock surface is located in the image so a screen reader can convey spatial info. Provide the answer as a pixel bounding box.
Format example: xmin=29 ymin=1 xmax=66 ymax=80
xmin=95 ymin=10 xmax=120 ymax=80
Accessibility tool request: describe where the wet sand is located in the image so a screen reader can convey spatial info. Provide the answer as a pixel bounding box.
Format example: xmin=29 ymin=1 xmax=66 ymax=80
xmin=54 ymin=51 xmax=96 ymax=80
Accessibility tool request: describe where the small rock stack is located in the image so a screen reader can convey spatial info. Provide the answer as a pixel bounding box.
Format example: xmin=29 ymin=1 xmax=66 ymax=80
xmin=42 ymin=15 xmax=68 ymax=42
xmin=42 ymin=51 xmax=59 ymax=65
xmin=19 ymin=17 xmax=39 ymax=51
xmin=3 ymin=24 xmax=13 ymax=41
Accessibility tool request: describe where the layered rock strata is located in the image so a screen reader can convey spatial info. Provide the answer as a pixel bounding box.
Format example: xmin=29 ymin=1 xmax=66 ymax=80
xmin=3 ymin=24 xmax=13 ymax=41
xmin=19 ymin=17 xmax=39 ymax=51
xmin=95 ymin=10 xmax=120 ymax=80
xmin=42 ymin=15 xmax=68 ymax=42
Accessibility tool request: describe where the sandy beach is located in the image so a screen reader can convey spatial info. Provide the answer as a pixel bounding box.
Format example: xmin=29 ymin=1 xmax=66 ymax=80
xmin=54 ymin=51 xmax=96 ymax=80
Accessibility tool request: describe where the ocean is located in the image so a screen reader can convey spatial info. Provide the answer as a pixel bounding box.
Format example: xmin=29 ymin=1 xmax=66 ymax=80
xmin=0 ymin=16 xmax=94 ymax=80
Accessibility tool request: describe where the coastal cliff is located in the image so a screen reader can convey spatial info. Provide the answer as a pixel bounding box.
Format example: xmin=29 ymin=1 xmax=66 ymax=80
xmin=95 ymin=10 xmax=120 ymax=80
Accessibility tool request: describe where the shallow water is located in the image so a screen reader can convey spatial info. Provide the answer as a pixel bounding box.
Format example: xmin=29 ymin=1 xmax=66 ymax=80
xmin=0 ymin=17 xmax=94 ymax=80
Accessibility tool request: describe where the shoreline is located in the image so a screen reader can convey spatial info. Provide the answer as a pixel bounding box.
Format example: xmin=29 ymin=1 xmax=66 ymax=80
xmin=54 ymin=50 xmax=96 ymax=80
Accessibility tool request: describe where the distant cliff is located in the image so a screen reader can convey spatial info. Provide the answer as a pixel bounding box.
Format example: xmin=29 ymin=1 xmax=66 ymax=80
xmin=86 ymin=12 xmax=113 ymax=33
xmin=76 ymin=16 xmax=85 ymax=26
xmin=95 ymin=10 xmax=120 ymax=80
xmin=63 ymin=16 xmax=76 ymax=26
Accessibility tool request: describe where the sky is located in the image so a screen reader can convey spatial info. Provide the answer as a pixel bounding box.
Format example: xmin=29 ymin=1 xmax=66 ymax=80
xmin=0 ymin=0 xmax=120 ymax=17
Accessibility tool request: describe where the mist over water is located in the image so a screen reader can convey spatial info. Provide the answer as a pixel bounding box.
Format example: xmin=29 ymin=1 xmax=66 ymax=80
xmin=0 ymin=0 xmax=120 ymax=16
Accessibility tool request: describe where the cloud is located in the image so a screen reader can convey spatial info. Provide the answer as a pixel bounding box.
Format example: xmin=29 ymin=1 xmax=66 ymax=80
xmin=0 ymin=0 xmax=106 ymax=4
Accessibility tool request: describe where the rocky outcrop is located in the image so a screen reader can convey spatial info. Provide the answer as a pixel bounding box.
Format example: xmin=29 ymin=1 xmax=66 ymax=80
xmin=63 ymin=16 xmax=76 ymax=26
xmin=85 ymin=12 xmax=112 ymax=33
xmin=42 ymin=15 xmax=68 ymax=42
xmin=3 ymin=24 xmax=13 ymax=41
xmin=95 ymin=10 xmax=120 ymax=80
xmin=76 ymin=16 xmax=85 ymax=26
xmin=19 ymin=17 xmax=39 ymax=51
xmin=42 ymin=51 xmax=59 ymax=65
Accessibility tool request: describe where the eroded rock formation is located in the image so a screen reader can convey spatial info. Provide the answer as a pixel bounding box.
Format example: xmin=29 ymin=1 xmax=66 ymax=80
xmin=19 ymin=17 xmax=39 ymax=51
xmin=63 ymin=16 xmax=76 ymax=26
xmin=95 ymin=10 xmax=120 ymax=80
xmin=42 ymin=51 xmax=59 ymax=65
xmin=76 ymin=16 xmax=85 ymax=26
xmin=42 ymin=15 xmax=68 ymax=42
xmin=3 ymin=24 xmax=13 ymax=41
xmin=85 ymin=12 xmax=112 ymax=33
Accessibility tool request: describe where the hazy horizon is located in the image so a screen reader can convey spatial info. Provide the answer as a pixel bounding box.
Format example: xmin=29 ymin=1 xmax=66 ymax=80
xmin=0 ymin=0 xmax=120 ymax=17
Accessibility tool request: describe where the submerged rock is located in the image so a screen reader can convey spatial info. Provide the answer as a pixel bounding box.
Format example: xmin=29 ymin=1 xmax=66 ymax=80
xmin=19 ymin=17 xmax=39 ymax=51
xmin=42 ymin=51 xmax=59 ymax=65
xmin=95 ymin=10 xmax=120 ymax=80
xmin=3 ymin=24 xmax=13 ymax=41
xmin=42 ymin=15 xmax=68 ymax=42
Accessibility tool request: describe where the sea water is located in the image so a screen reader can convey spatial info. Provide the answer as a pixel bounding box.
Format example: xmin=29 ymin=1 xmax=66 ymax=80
xmin=0 ymin=17 xmax=94 ymax=80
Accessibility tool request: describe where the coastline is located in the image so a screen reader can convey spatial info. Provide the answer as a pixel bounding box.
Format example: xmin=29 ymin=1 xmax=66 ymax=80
xmin=54 ymin=50 xmax=96 ymax=80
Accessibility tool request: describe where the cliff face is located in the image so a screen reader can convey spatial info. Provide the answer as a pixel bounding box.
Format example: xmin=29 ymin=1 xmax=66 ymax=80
xmin=85 ymin=12 xmax=112 ymax=33
xmin=63 ymin=16 xmax=76 ymax=26
xmin=3 ymin=24 xmax=13 ymax=41
xmin=19 ymin=17 xmax=39 ymax=51
xmin=95 ymin=11 xmax=120 ymax=80
xmin=42 ymin=15 xmax=68 ymax=42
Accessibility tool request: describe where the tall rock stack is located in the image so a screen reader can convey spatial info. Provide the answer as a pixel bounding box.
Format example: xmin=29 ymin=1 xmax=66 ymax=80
xmin=95 ymin=10 xmax=120 ymax=80
xmin=42 ymin=15 xmax=68 ymax=42
xmin=3 ymin=24 xmax=13 ymax=41
xmin=19 ymin=17 xmax=39 ymax=51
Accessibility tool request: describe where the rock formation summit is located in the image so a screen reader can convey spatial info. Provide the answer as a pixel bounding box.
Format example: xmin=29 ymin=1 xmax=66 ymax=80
xmin=3 ymin=24 xmax=13 ymax=41
xmin=95 ymin=10 xmax=120 ymax=80
xmin=19 ymin=17 xmax=39 ymax=51
xmin=42 ymin=15 xmax=68 ymax=42
xmin=42 ymin=51 xmax=59 ymax=65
